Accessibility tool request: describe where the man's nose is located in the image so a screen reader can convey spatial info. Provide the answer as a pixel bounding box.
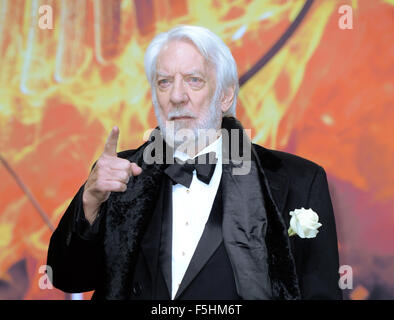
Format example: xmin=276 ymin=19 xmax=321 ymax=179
xmin=170 ymin=77 xmax=188 ymax=105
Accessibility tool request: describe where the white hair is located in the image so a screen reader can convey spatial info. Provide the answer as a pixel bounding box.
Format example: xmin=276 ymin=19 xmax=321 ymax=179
xmin=144 ymin=25 xmax=239 ymax=117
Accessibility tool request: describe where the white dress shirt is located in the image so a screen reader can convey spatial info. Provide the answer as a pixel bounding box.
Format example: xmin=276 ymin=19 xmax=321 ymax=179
xmin=171 ymin=135 xmax=223 ymax=299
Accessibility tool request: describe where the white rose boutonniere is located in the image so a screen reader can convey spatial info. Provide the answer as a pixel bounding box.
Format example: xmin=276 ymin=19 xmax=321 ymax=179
xmin=288 ymin=207 xmax=322 ymax=239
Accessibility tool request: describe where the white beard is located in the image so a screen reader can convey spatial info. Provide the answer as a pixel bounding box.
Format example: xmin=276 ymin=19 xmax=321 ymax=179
xmin=153 ymin=91 xmax=222 ymax=154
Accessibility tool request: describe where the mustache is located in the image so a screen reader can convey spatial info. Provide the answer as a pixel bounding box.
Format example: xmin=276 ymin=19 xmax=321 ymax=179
xmin=167 ymin=108 xmax=197 ymax=120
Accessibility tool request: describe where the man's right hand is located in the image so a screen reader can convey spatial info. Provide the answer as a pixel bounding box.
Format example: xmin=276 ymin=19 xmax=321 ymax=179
xmin=82 ymin=126 xmax=142 ymax=225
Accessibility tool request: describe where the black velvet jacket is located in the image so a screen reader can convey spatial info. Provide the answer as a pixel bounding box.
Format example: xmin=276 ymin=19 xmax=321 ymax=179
xmin=47 ymin=117 xmax=342 ymax=300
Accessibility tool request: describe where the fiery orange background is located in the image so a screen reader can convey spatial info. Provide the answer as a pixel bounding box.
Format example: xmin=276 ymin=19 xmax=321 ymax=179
xmin=0 ymin=0 xmax=393 ymax=300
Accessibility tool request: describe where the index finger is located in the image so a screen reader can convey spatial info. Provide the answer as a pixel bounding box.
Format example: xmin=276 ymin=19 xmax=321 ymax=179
xmin=103 ymin=126 xmax=119 ymax=156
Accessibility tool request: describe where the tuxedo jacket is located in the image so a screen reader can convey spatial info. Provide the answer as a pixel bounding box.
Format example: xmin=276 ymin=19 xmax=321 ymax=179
xmin=47 ymin=117 xmax=342 ymax=300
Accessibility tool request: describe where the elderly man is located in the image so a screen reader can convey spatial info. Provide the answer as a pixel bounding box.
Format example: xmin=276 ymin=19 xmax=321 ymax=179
xmin=47 ymin=25 xmax=342 ymax=300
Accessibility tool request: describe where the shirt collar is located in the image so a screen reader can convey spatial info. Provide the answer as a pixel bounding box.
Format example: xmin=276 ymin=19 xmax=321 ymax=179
xmin=173 ymin=135 xmax=223 ymax=162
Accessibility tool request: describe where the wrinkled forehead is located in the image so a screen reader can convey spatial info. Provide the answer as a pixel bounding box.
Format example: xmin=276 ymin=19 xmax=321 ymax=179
xmin=156 ymin=40 xmax=213 ymax=76
xmin=159 ymin=39 xmax=208 ymax=61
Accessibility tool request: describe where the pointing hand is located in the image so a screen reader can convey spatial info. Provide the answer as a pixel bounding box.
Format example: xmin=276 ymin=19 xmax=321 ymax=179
xmin=82 ymin=127 xmax=142 ymax=225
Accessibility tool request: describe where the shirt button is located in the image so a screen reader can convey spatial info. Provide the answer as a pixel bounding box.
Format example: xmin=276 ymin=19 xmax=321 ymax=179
xmin=132 ymin=282 xmax=142 ymax=296
xmin=182 ymin=251 xmax=185 ymax=256
xmin=186 ymin=189 xmax=190 ymax=194
xmin=185 ymin=221 xmax=189 ymax=226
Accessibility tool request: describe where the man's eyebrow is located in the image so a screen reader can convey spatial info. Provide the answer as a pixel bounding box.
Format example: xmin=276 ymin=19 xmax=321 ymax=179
xmin=156 ymin=71 xmax=171 ymax=78
xmin=156 ymin=70 xmax=206 ymax=78
xmin=182 ymin=70 xmax=205 ymax=77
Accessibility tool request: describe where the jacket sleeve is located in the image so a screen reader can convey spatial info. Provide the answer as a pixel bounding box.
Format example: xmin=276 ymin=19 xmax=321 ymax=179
xmin=299 ymin=166 xmax=343 ymax=299
xmin=46 ymin=184 xmax=106 ymax=293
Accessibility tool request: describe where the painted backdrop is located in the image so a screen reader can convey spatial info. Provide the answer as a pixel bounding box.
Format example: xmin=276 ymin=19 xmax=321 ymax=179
xmin=0 ymin=0 xmax=393 ymax=299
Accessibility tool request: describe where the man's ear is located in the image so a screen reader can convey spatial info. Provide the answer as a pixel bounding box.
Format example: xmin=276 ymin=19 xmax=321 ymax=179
xmin=220 ymin=85 xmax=235 ymax=114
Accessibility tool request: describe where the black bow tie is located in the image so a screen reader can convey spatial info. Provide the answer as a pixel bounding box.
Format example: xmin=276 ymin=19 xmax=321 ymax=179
xmin=164 ymin=152 xmax=217 ymax=188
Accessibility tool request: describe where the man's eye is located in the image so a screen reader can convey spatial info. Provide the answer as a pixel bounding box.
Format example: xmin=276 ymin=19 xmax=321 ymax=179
xmin=157 ymin=79 xmax=170 ymax=88
xmin=187 ymin=77 xmax=204 ymax=88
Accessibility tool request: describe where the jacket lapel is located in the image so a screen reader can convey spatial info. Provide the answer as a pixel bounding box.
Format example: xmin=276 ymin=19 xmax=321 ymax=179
xmin=104 ymin=161 xmax=166 ymax=299
xmin=221 ymin=160 xmax=273 ymax=299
